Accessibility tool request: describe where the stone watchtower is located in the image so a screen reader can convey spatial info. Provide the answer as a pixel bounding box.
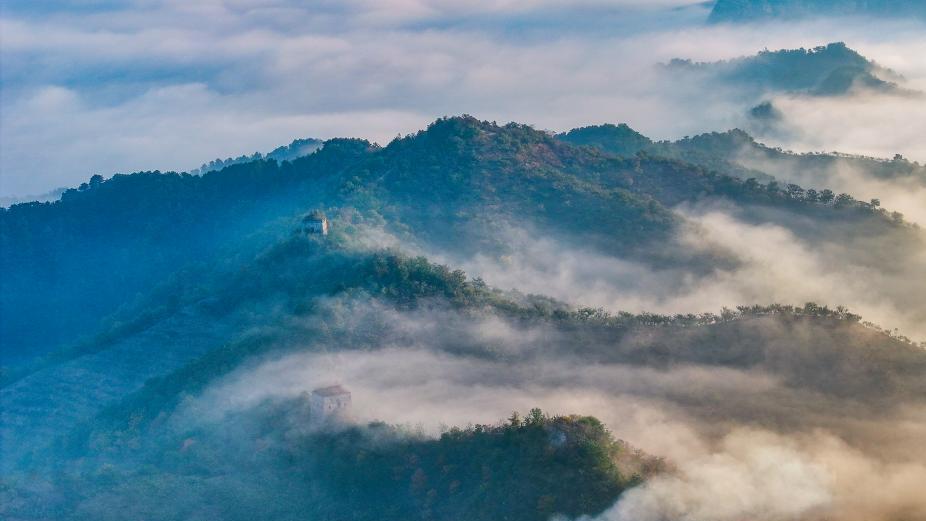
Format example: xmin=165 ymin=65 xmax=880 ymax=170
xmin=310 ymin=385 xmax=351 ymax=421
xmin=303 ymin=210 xmax=329 ymax=235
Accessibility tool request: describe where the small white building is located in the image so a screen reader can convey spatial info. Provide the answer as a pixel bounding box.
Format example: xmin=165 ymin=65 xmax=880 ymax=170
xmin=303 ymin=211 xmax=329 ymax=235
xmin=310 ymin=385 xmax=351 ymax=420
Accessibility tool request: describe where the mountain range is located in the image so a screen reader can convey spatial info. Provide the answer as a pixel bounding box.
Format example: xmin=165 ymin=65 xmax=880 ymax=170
xmin=5 ymin=115 xmax=915 ymax=365
xmin=2 ymin=115 xmax=926 ymax=520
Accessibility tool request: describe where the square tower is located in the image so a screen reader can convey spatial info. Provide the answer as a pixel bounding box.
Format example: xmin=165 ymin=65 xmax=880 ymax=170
xmin=303 ymin=210 xmax=329 ymax=235
xmin=310 ymin=385 xmax=351 ymax=420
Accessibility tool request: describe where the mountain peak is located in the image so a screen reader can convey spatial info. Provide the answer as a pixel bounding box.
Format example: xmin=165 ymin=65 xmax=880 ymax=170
xmin=668 ymin=41 xmax=902 ymax=97
xmin=383 ymin=115 xmax=558 ymax=164
xmin=404 ymin=115 xmax=545 ymax=143
xmin=558 ymin=123 xmax=653 ymax=157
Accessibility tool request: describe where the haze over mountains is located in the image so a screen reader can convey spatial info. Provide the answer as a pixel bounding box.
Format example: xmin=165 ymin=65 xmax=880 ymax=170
xmin=2 ymin=2 xmax=926 ymax=520
xmin=666 ymin=42 xmax=909 ymax=97
xmin=3 ymin=114 xmax=926 ymax=520
xmin=4 ymin=1 xmax=926 ymax=198
xmin=5 ymin=115 xmax=924 ymax=364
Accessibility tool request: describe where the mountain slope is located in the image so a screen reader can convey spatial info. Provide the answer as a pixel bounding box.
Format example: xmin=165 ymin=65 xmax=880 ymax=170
xmin=3 ymin=116 xmax=915 ymax=368
xmin=0 ymin=243 xmax=488 ymax=471
xmin=3 ymin=163 xmax=926 ymax=520
xmin=666 ymin=42 xmax=905 ymax=97
xmin=0 ymin=117 xmax=684 ymax=363
xmin=190 ymin=137 xmax=324 ymax=175
xmin=560 ymin=122 xmax=926 ymax=192
xmin=0 ymin=139 xmax=375 ymax=362
xmin=4 ymin=244 xmax=924 ymax=519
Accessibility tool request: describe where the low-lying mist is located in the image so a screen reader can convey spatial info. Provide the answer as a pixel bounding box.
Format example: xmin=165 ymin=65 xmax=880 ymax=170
xmin=757 ymin=89 xmax=926 ymax=165
xmin=186 ymin=299 xmax=926 ymax=521
xmin=440 ymin=208 xmax=926 ymax=341
xmin=734 ymin=139 xmax=926 ymax=226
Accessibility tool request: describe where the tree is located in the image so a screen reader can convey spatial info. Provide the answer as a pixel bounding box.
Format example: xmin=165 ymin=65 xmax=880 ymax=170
xmin=834 ymin=193 xmax=855 ymax=207
xmin=526 ymin=408 xmax=546 ymax=426
xmin=720 ymin=306 xmax=736 ymax=322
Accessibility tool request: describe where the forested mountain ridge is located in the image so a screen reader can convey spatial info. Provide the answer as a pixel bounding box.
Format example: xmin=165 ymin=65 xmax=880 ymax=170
xmin=560 ymin=122 xmax=924 ymax=213
xmin=0 ymin=138 xmax=376 ymax=362
xmin=190 ymin=138 xmax=324 ymax=175
xmin=70 ymin=246 xmax=925 ymax=448
xmin=666 ymin=42 xmax=908 ymax=97
xmin=4 ymin=0 xmax=926 ymax=517
xmin=3 ymin=238 xmax=924 ymax=519
xmin=51 ymin=240 xmax=923 ymax=448
xmin=4 ymin=116 xmax=926 ymax=520
xmin=8 ymin=115 xmax=910 ymax=365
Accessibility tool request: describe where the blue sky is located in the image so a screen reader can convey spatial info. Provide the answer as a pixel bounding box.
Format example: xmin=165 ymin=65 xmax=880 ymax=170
xmin=1 ymin=0 xmax=924 ymax=197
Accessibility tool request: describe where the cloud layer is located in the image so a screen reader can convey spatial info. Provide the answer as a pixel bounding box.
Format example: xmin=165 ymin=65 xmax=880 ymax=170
xmin=185 ymin=300 xmax=926 ymax=521
xmin=2 ymin=1 xmax=925 ymax=196
xmin=442 ymin=207 xmax=926 ymax=341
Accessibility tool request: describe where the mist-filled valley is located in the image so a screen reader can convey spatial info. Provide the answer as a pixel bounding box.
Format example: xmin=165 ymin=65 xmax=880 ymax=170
xmin=2 ymin=1 xmax=926 ymax=521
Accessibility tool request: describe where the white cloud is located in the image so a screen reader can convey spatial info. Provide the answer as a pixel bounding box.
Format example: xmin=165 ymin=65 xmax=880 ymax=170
xmin=588 ymin=428 xmax=926 ymax=521
xmin=2 ymin=1 xmax=924 ymax=195
xmin=186 ymin=338 xmax=926 ymax=521
xmin=446 ymin=210 xmax=926 ymax=340
xmin=761 ymin=93 xmax=926 ymax=169
xmin=593 ymin=431 xmax=833 ymax=521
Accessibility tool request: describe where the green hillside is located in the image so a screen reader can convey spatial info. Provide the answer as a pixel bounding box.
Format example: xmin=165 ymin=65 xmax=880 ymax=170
xmin=6 ymin=409 xmax=657 ymax=521
xmin=4 ymin=115 xmax=915 ymax=368
xmin=560 ymin=122 xmax=925 ymax=200
xmin=666 ymin=42 xmax=905 ymax=97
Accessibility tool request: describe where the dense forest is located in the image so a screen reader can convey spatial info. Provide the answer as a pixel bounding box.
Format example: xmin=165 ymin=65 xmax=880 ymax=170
xmin=26 ymin=409 xmax=658 ymax=521
xmin=3 ymin=115 xmax=914 ymax=363
xmin=4 ymin=238 xmax=925 ymax=519
xmin=562 ymin=122 xmax=926 ymax=195
xmin=666 ymin=42 xmax=904 ymax=97
xmin=4 ymin=0 xmax=926 ymax=517
xmin=189 ymin=138 xmax=324 ymax=176
xmin=3 ymin=115 xmax=926 ymax=521
xmin=4 ymin=237 xmax=925 ymax=519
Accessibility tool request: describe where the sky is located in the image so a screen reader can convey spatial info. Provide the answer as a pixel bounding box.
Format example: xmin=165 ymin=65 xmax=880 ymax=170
xmin=1 ymin=0 xmax=925 ymax=197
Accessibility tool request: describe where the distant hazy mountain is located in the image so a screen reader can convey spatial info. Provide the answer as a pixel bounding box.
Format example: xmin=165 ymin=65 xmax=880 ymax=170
xmin=0 ymin=187 xmax=67 ymax=208
xmin=667 ymin=42 xmax=906 ymax=97
xmin=709 ymin=0 xmax=926 ymax=22
xmin=558 ymin=122 xmax=926 ymax=190
xmin=557 ymin=124 xmax=653 ymax=157
xmin=190 ymin=137 xmax=323 ymax=175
